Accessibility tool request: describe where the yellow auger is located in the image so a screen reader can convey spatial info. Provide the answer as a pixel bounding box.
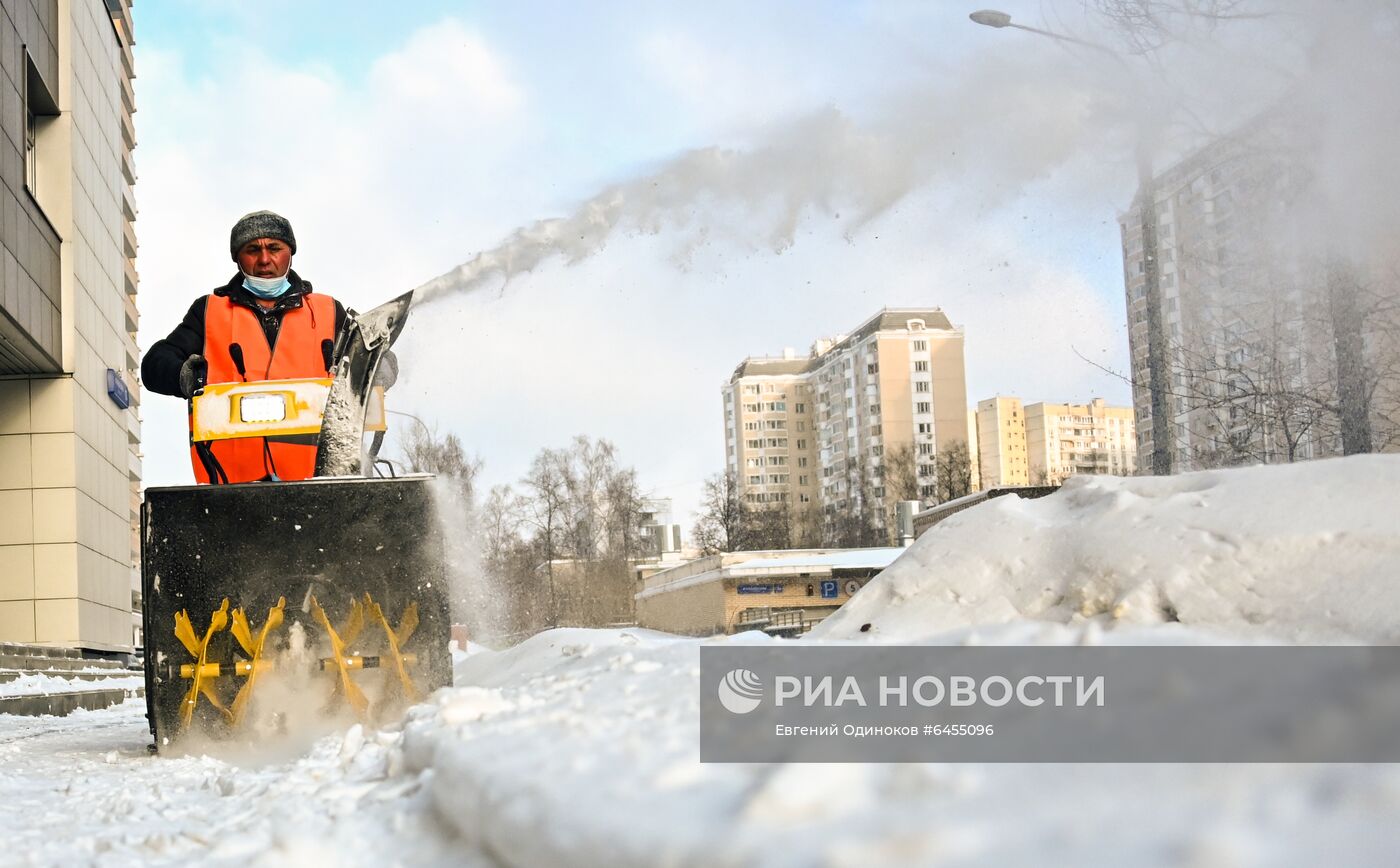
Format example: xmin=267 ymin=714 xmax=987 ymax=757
xmin=310 ymin=595 xmax=371 ymax=719
xmin=173 ymin=598 xmax=233 ymax=730
xmin=173 ymin=593 xmax=427 ymax=733
xmin=365 ymin=594 xmax=420 ymax=704
xmin=229 ymin=597 xmax=286 ymax=727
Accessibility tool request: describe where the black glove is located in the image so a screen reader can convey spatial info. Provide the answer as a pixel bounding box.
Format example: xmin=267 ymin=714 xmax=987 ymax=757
xmin=179 ymin=354 xmax=207 ymax=398
xmin=373 ymin=349 xmax=398 ymax=391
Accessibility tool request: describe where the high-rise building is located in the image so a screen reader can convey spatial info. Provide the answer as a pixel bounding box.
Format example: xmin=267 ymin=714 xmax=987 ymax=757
xmin=974 ymin=396 xmax=1135 ymax=487
xmin=1118 ymin=114 xmax=1399 ymax=471
xmin=723 ymin=308 xmax=969 ymax=539
xmin=1025 ymin=398 xmax=1136 ymax=485
xmin=0 ymin=0 xmax=139 ymax=652
xmin=974 ymin=396 xmax=1028 ymax=488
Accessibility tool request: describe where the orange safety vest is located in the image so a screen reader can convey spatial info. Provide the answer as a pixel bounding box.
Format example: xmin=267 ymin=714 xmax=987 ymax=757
xmin=189 ymin=292 xmax=338 ymax=483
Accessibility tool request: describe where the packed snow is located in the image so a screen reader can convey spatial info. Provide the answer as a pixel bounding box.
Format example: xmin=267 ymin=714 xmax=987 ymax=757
xmin=816 ymin=455 xmax=1400 ymax=644
xmin=0 ymin=671 xmax=144 ymax=698
xmin=3 ymin=456 xmax=1400 ymax=866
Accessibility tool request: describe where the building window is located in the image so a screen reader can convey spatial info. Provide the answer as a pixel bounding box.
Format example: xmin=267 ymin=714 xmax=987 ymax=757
xmin=916 ymin=402 xmax=931 ymax=413
xmin=917 ymin=422 xmax=932 ymax=434
xmin=22 ymin=52 xmax=60 ymax=201
xmin=795 ymin=403 xmax=806 ymax=413
xmin=913 ymin=340 xmax=927 ymax=352
xmin=914 ymin=381 xmax=930 ymax=393
xmin=914 ymin=360 xmax=929 ymax=372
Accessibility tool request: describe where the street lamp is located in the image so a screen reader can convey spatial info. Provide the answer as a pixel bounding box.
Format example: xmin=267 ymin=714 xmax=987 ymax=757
xmin=969 ymin=9 xmax=1175 ymax=476
xmin=969 ymin=10 xmax=1011 ymax=27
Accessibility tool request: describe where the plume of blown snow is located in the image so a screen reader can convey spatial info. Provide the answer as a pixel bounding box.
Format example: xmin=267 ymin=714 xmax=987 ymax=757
xmin=411 ymin=1 xmax=1400 ymax=308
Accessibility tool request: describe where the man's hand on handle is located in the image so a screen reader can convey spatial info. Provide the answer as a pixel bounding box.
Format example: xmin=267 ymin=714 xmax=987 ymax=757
xmin=179 ymin=354 xmax=207 ymax=398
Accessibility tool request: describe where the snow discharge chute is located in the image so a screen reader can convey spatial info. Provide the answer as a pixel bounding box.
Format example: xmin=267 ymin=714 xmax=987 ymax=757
xmin=141 ymin=292 xmax=453 ymax=753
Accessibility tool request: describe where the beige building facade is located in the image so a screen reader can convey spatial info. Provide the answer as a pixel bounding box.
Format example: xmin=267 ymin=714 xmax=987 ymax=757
xmin=0 ymin=0 xmax=139 ymax=652
xmin=636 ymin=548 xmax=902 ymax=636
xmin=1025 ymin=398 xmax=1136 ymax=485
xmin=722 ymin=308 xmax=970 ymax=536
xmin=974 ymin=396 xmax=1029 ymax=488
xmin=975 ymin=396 xmax=1135 ymax=487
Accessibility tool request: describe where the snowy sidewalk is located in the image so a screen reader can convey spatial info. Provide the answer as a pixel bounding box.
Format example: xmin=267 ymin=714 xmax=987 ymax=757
xmin=0 ymin=700 xmax=487 ymax=867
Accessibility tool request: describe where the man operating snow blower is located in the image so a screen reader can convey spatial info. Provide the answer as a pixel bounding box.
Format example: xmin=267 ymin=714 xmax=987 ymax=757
xmin=142 ymin=210 xmax=395 ymax=483
xmin=137 ymin=211 xmax=449 ymax=753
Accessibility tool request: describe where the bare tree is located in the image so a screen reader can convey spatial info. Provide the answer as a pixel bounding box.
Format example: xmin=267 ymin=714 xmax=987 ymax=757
xmin=933 ymin=440 xmax=974 ymax=503
xmin=401 ymin=423 xmax=483 ymax=505
xmin=691 ymin=472 xmax=751 ymax=555
xmin=748 ymin=500 xmax=795 ymax=551
xmin=822 ymin=460 xmax=885 ymax=548
xmin=885 ymin=443 xmax=920 ymax=503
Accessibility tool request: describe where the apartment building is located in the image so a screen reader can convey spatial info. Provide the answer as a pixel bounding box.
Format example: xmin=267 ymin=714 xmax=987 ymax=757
xmin=1025 ymin=398 xmax=1136 ymax=485
xmin=975 ymin=396 xmax=1135 ymax=486
xmin=723 ymin=308 xmax=969 ymax=536
xmin=974 ymin=396 xmax=1028 ymax=488
xmin=0 ymin=0 xmax=139 ymax=652
xmin=1118 ymin=112 xmax=1398 ymax=471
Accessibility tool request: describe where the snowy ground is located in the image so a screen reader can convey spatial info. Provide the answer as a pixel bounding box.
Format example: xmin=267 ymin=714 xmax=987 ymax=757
xmin=3 ymin=456 xmax=1400 ymax=866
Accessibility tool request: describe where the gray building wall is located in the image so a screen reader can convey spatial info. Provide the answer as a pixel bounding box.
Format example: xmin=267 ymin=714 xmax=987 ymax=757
xmin=1 ymin=0 xmax=63 ymax=372
xmin=0 ymin=0 xmax=138 ymax=653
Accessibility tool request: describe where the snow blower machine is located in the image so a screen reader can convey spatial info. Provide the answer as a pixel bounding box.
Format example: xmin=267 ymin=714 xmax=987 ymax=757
xmin=140 ymin=292 xmax=453 ymax=753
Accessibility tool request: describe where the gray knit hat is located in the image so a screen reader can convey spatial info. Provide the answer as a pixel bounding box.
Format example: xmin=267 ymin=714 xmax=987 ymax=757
xmin=229 ymin=210 xmax=297 ymax=259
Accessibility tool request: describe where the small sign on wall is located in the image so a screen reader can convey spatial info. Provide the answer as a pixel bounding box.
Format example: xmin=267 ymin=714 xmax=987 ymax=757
xmin=106 ymin=369 xmax=131 ymax=410
xmin=737 ymin=584 xmax=785 ymax=594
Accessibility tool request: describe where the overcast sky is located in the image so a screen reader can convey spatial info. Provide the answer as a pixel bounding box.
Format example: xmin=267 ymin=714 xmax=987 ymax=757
xmin=133 ymin=1 xmax=1146 ymax=524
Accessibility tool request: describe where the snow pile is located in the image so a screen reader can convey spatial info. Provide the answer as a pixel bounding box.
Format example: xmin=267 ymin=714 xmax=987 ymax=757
xmin=0 ymin=671 xmax=145 ymax=698
xmin=390 ymin=625 xmax=1400 ymax=867
xmin=379 ymin=457 xmax=1400 ymax=866
xmin=816 ymin=455 xmax=1400 ymax=644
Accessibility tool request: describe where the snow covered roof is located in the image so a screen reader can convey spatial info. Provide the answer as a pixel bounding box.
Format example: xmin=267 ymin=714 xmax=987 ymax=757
xmin=636 ymin=547 xmax=906 ymax=599
xmin=726 ymin=548 xmax=906 ymax=574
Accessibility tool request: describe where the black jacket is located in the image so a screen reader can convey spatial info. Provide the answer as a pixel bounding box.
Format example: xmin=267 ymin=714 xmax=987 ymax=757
xmin=141 ymin=271 xmax=346 ymax=397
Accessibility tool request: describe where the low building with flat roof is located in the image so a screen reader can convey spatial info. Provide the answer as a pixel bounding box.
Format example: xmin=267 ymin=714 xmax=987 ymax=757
xmin=635 ymin=547 xmax=904 ymax=637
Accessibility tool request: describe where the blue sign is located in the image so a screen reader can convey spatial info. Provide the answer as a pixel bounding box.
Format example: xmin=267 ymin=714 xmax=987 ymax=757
xmin=106 ymin=369 xmax=131 ymax=410
xmin=737 ymin=584 xmax=784 ymax=595
xmin=820 ymin=580 xmax=838 ymax=599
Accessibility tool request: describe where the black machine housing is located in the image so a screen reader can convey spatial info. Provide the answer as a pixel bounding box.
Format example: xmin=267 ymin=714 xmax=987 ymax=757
xmin=141 ymin=475 xmax=450 ymax=751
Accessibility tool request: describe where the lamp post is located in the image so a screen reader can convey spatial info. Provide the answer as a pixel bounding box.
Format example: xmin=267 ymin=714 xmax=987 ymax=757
xmin=969 ymin=9 xmax=1175 ymax=476
xmin=384 ymin=409 xmax=432 ymax=474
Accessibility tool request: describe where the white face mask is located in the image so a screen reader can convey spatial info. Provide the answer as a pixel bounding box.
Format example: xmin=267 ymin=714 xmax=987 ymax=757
xmin=241 ymin=269 xmax=292 ymax=299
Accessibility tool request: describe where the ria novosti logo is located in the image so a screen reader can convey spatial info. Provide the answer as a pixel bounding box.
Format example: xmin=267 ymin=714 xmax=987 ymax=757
xmin=718 ymin=668 xmax=764 ymax=714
